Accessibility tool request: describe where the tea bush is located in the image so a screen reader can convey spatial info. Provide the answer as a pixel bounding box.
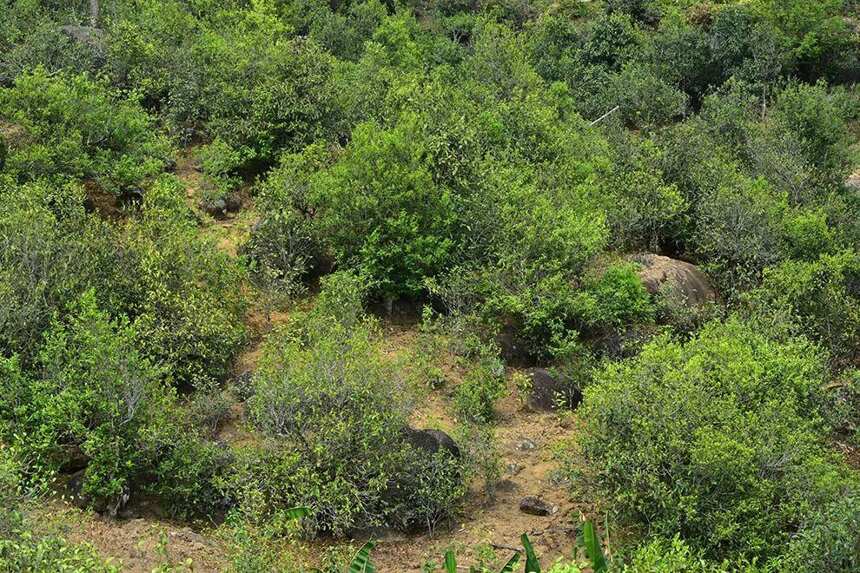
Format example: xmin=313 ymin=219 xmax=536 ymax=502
xmin=241 ymin=273 xmax=465 ymax=534
xmin=578 ymin=318 xmax=856 ymax=563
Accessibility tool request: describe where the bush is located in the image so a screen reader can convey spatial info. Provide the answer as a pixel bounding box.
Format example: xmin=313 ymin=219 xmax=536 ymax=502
xmin=0 ymin=68 xmax=169 ymax=192
xmin=454 ymin=347 xmax=506 ymax=424
xmin=577 ymin=318 xmax=856 ymax=563
xmin=307 ymin=117 xmax=457 ymax=299
xmin=0 ymin=181 xmax=117 ymax=361
xmin=149 ymin=435 xmax=233 ymax=520
xmin=1 ymin=291 xmax=172 ymax=512
xmin=118 ymin=177 xmax=247 ymax=388
xmin=744 ymin=250 xmax=860 ymax=369
xmin=241 ymin=273 xmax=465 ymax=534
xmin=781 ymin=493 xmax=860 ymax=572
xmin=608 ymin=64 xmax=689 ymax=130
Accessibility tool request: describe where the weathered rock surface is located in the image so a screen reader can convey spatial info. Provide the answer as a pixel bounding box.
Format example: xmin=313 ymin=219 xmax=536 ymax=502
xmin=526 ymin=368 xmax=583 ymax=412
xmin=633 ymin=253 xmax=717 ymax=307
xmin=519 ymin=496 xmax=556 ymax=516
xmin=403 ymin=427 xmax=460 ymax=457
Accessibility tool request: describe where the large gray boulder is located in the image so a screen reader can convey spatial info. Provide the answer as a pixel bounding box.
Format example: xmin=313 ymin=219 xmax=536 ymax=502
xmin=632 ymin=253 xmax=717 ymax=307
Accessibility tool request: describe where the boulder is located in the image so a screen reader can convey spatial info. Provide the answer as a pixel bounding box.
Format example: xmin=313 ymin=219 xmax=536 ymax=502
xmin=519 ymin=496 xmax=556 ymax=516
xmin=525 ymin=368 xmax=582 ymax=412
xmin=403 ymin=427 xmax=460 ymax=458
xmin=200 ymin=197 xmax=228 ymax=218
xmin=632 ymin=253 xmax=717 ymax=307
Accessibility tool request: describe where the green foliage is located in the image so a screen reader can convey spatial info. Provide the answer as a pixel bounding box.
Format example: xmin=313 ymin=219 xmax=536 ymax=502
xmin=0 ymin=68 xmax=169 ymax=193
xmin=148 ymin=435 xmax=233 ymax=520
xmin=0 ymin=181 xmax=116 ymax=360
xmin=454 ymin=348 xmax=506 ymax=423
xmin=573 ymin=262 xmax=655 ymax=332
xmin=237 ymin=273 xmax=464 ymax=535
xmin=745 ymin=251 xmax=860 ymax=368
xmin=308 ymin=117 xmax=457 ymax=298
xmin=581 ymin=521 xmax=608 ymax=573
xmin=1 ymin=291 xmax=169 ymax=511
xmin=0 ymin=534 xmax=120 ymax=573
xmin=120 ymin=177 xmax=247 ymax=388
xmin=577 ymin=318 xmax=856 ymax=563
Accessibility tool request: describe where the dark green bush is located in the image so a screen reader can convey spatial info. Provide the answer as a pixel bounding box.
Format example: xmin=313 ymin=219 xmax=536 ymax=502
xmin=306 ymin=117 xmax=457 ymax=299
xmin=745 ymin=251 xmax=860 ymax=369
xmin=118 ymin=177 xmax=247 ymax=388
xmin=0 ymin=181 xmax=117 ymax=360
xmin=0 ymin=291 xmax=171 ymax=511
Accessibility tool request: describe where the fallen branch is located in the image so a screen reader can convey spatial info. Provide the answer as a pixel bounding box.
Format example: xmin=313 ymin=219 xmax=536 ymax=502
xmin=491 ymin=542 xmax=522 ymax=553
xmin=589 ymin=106 xmax=620 ymax=126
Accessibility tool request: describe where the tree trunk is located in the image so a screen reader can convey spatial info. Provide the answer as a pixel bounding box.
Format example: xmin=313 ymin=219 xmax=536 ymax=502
xmin=89 ymin=0 xmax=99 ymax=28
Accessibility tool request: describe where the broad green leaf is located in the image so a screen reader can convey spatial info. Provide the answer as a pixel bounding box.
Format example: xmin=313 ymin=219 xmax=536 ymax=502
xmin=444 ymin=549 xmax=457 ymax=573
xmin=499 ymin=552 xmax=520 ymax=573
xmin=521 ymin=534 xmax=540 ymax=573
xmin=582 ymin=521 xmax=608 ymax=573
xmin=349 ymin=540 xmax=376 ymax=573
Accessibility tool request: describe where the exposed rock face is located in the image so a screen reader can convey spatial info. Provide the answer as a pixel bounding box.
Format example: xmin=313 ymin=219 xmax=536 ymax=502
xmin=403 ymin=427 xmax=460 ymax=458
xmin=519 ymin=496 xmax=555 ymax=516
xmin=633 ymin=253 xmax=717 ymax=307
xmin=526 ymin=368 xmax=583 ymax=412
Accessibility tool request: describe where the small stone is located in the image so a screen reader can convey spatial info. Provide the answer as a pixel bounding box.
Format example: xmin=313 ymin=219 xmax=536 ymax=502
xmin=506 ymin=462 xmax=522 ymax=475
xmin=519 ymin=496 xmax=555 ymax=516
xmin=516 ymin=438 xmax=537 ymax=452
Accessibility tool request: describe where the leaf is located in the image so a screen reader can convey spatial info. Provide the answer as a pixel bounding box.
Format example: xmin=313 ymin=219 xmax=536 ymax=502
xmin=348 ymin=540 xmax=376 ymax=573
xmin=498 ymin=552 xmax=520 ymax=573
xmin=581 ymin=521 xmax=608 ymax=573
xmin=282 ymin=506 xmax=311 ymax=521
xmin=444 ymin=549 xmax=457 ymax=573
xmin=521 ymin=534 xmax=540 ymax=573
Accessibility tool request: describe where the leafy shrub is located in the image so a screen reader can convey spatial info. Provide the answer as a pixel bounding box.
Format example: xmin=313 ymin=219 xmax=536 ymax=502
xmin=243 ymin=142 xmax=328 ymax=298
xmin=454 ymin=348 xmax=506 ymax=424
xmin=308 ymin=116 xmax=457 ymax=299
xmin=1 ymin=291 xmax=171 ymax=512
xmin=118 ymin=177 xmax=247 ymax=388
xmin=0 ymin=68 xmax=169 ymax=192
xmin=744 ymin=250 xmax=860 ymax=368
xmin=149 ymin=435 xmax=233 ymax=520
xmin=608 ymin=64 xmax=689 ymax=130
xmin=198 ymin=138 xmax=246 ymax=195
xmin=577 ymin=318 xmax=856 ymax=563
xmin=781 ymin=493 xmax=860 ymax=572
xmin=0 ymin=4 xmax=104 ymax=85
xmin=572 ymin=262 xmax=655 ymax=333
xmin=240 ymin=273 xmax=465 ymax=534
xmin=0 ymin=181 xmax=117 ymax=361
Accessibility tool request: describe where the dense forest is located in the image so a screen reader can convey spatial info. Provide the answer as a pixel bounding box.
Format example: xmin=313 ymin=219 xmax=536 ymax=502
xmin=1 ymin=0 xmax=859 ymax=571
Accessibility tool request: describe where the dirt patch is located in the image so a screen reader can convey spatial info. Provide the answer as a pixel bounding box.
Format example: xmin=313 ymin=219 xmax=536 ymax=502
xmin=28 ymin=502 xmax=227 ymax=573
